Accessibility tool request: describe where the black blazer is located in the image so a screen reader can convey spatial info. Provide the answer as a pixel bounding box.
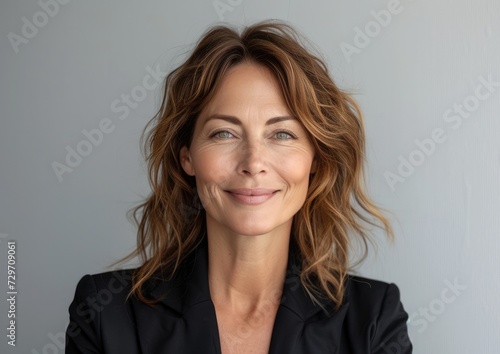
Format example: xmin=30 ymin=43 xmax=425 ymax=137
xmin=65 ymin=240 xmax=412 ymax=353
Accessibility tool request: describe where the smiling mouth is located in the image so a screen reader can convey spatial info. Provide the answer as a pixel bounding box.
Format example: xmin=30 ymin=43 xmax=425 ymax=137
xmin=225 ymin=189 xmax=279 ymax=205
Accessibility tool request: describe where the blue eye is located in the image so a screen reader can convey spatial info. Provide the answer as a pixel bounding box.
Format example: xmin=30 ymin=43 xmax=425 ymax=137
xmin=275 ymin=131 xmax=295 ymax=140
xmin=212 ymin=130 xmax=234 ymax=139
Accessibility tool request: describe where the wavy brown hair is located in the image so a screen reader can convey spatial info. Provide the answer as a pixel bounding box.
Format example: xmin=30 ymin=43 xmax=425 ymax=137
xmin=118 ymin=20 xmax=393 ymax=309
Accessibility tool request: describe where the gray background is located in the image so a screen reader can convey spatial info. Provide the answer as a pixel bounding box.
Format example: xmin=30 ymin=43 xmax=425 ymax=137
xmin=1 ymin=0 xmax=499 ymax=353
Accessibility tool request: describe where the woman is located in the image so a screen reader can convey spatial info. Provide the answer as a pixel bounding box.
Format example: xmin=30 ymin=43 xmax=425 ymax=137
xmin=66 ymin=21 xmax=412 ymax=353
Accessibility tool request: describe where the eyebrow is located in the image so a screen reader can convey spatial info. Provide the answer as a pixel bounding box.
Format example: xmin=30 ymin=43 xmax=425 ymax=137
xmin=203 ymin=114 xmax=296 ymax=126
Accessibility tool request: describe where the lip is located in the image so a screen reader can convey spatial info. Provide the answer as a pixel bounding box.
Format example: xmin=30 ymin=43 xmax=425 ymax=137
xmin=225 ymin=188 xmax=279 ymax=205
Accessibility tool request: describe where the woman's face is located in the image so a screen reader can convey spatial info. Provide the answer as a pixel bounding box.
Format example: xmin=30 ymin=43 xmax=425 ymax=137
xmin=180 ymin=62 xmax=316 ymax=237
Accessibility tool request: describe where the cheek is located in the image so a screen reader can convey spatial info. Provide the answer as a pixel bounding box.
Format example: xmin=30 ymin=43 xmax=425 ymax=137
xmin=191 ymin=149 xmax=231 ymax=202
xmin=275 ymin=151 xmax=314 ymax=184
xmin=192 ymin=147 xmax=223 ymax=177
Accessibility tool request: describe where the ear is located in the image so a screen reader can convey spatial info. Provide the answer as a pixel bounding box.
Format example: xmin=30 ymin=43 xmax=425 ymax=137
xmin=180 ymin=146 xmax=195 ymax=176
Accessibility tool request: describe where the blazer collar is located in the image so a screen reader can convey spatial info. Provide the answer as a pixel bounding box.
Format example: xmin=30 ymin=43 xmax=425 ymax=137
xmin=147 ymin=237 xmax=333 ymax=321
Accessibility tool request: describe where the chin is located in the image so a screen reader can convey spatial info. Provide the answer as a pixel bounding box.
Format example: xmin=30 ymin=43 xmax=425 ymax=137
xmin=227 ymin=219 xmax=291 ymax=238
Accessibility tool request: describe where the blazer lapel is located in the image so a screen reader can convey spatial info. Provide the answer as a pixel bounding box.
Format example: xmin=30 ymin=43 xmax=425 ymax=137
xmin=268 ymin=244 xmax=349 ymax=354
xmin=131 ymin=240 xmax=222 ymax=354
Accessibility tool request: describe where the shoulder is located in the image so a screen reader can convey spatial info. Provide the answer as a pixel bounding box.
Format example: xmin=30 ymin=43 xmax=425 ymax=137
xmin=341 ymin=275 xmax=412 ymax=353
xmin=343 ymin=274 xmax=407 ymax=322
xmin=75 ymin=268 xmax=135 ymax=292
xmin=66 ymin=269 xmax=141 ymax=353
xmin=345 ymin=274 xmax=401 ymax=305
xmin=71 ymin=268 xmax=135 ymax=303
xmin=68 ymin=268 xmax=137 ymax=326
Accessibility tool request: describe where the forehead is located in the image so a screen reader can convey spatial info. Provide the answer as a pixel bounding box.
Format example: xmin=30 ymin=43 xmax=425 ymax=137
xmin=200 ymin=62 xmax=289 ymax=117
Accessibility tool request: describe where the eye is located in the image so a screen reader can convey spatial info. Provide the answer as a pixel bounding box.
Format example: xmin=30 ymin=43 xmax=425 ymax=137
xmin=274 ymin=130 xmax=296 ymax=140
xmin=211 ymin=130 xmax=234 ymax=139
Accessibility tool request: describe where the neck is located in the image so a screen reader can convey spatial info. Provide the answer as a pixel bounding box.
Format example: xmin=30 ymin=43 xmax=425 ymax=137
xmin=206 ymin=223 xmax=290 ymax=315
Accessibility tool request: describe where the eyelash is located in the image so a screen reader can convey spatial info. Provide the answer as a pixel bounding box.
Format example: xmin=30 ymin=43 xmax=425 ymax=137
xmin=274 ymin=130 xmax=297 ymax=140
xmin=210 ymin=130 xmax=234 ymax=140
xmin=210 ymin=129 xmax=297 ymax=140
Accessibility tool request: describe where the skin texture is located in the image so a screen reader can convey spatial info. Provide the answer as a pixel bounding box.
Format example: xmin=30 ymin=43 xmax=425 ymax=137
xmin=180 ymin=62 xmax=316 ymax=352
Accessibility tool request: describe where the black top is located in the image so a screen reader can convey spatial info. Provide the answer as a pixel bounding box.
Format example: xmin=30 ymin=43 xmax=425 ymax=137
xmin=65 ymin=239 xmax=412 ymax=353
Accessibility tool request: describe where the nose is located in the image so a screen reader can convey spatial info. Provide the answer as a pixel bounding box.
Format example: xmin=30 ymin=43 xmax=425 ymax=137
xmin=237 ymin=140 xmax=268 ymax=176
